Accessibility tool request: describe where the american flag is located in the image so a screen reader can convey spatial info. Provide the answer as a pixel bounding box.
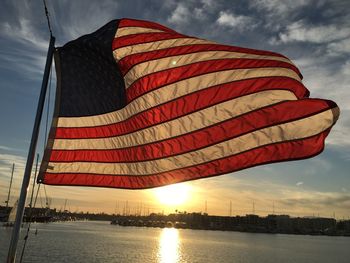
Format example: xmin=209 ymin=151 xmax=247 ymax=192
xmin=38 ymin=18 xmax=339 ymax=189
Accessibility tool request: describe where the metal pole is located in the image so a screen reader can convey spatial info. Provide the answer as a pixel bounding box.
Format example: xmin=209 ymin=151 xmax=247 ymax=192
xmin=7 ymin=35 xmax=55 ymax=263
xmin=5 ymin=163 xmax=15 ymax=207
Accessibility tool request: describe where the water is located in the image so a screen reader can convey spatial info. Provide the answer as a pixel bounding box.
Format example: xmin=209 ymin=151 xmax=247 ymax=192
xmin=1 ymin=221 xmax=349 ymax=263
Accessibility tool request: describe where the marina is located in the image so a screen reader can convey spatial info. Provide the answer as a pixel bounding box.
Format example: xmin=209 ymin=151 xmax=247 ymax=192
xmin=1 ymin=221 xmax=350 ymax=263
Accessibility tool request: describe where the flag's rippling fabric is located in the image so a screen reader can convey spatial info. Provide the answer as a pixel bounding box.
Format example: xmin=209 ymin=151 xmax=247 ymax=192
xmin=38 ymin=18 xmax=339 ymax=189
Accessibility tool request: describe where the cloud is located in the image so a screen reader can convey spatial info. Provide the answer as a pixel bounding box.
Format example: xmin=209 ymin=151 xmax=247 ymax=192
xmin=0 ymin=0 xmax=120 ymax=80
xmin=327 ymin=38 xmax=350 ymax=56
xmin=0 ymin=145 xmax=18 ymax=151
xmin=251 ymin=0 xmax=309 ymax=16
xmin=279 ymin=192 xmax=350 ymax=210
xmin=193 ymin=7 xmax=206 ymax=21
xmin=0 ymin=4 xmax=51 ymax=80
xmin=189 ymin=175 xmax=350 ymax=217
xmin=1 ymin=19 xmax=48 ymax=50
xmin=167 ymin=3 xmax=191 ymax=25
xmin=201 ymin=0 xmax=217 ymax=9
xmin=0 ymin=153 xmax=26 ymax=167
xmin=216 ymin=11 xmax=257 ymax=31
xmin=249 ymin=0 xmax=311 ymax=31
xmin=49 ymin=0 xmax=118 ymax=43
xmin=277 ymin=20 xmax=350 ymax=44
xmin=296 ymin=181 xmax=304 ymax=186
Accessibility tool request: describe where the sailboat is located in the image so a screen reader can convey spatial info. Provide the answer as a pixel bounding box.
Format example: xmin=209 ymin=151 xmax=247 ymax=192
xmin=1 ymin=163 xmax=15 ymax=223
xmin=3 ymin=200 xmax=18 ymax=227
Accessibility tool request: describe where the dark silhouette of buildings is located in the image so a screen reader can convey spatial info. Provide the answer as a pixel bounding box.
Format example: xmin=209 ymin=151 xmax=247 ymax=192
xmin=111 ymin=212 xmax=350 ymax=236
xmin=2 ymin=205 xmax=349 ymax=236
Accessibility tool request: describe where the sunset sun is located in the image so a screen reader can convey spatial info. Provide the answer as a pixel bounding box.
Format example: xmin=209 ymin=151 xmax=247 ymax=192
xmin=153 ymin=183 xmax=191 ymax=206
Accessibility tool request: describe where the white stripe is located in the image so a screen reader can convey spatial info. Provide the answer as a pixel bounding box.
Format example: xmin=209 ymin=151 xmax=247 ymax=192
xmin=124 ymin=50 xmax=294 ymax=89
xmin=116 ymin=27 xmax=165 ymax=38
xmin=113 ymin=37 xmax=215 ymax=61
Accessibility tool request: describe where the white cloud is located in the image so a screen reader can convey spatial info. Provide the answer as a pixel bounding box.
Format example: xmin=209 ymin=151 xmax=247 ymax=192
xmin=1 ymin=19 xmax=48 ymax=50
xmin=168 ymin=3 xmax=191 ymax=25
xmin=193 ymin=7 xmax=206 ymax=20
xmin=278 ymin=21 xmax=350 ymax=44
xmin=190 ymin=176 xmax=350 ymax=217
xmin=341 ymin=60 xmax=350 ymax=76
xmin=327 ymin=38 xmax=350 ymax=56
xmin=0 ymin=0 xmax=119 ymax=79
xmin=295 ymin=59 xmax=349 ymax=104
xmin=296 ymin=181 xmax=304 ymax=186
xmin=0 ymin=153 xmax=26 ymax=167
xmin=0 ymin=145 xmax=17 ymax=151
xmin=251 ymin=0 xmax=309 ymax=16
xmin=0 ymin=46 xmax=47 ymax=80
xmin=279 ymin=191 xmax=350 ymax=210
xmin=0 ymin=9 xmax=50 ymax=79
xmin=201 ymin=0 xmax=217 ymax=9
xmin=216 ymin=11 xmax=257 ymax=31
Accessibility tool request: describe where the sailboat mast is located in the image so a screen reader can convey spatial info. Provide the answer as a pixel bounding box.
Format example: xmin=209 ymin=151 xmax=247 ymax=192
xmin=7 ymin=35 xmax=55 ymax=263
xmin=5 ymin=163 xmax=15 ymax=208
xmin=63 ymin=199 xmax=67 ymax=211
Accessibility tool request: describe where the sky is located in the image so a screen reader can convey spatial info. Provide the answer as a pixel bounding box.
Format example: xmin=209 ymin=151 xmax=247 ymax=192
xmin=0 ymin=0 xmax=349 ymax=218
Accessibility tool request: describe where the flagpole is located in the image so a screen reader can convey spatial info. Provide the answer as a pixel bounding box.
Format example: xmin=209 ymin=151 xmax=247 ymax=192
xmin=7 ymin=35 xmax=55 ymax=263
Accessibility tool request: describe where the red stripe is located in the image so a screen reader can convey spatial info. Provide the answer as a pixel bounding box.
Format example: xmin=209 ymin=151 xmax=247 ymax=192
xmin=55 ymin=78 xmax=308 ymax=139
xmin=119 ymin=44 xmax=291 ymax=75
xmin=112 ymin=32 xmax=189 ymax=50
xmin=127 ymin=59 xmax=301 ymax=103
xmin=119 ymin=18 xmax=176 ymax=33
xmin=50 ymin=100 xmax=333 ymax=163
xmin=43 ymin=130 xmax=329 ymax=189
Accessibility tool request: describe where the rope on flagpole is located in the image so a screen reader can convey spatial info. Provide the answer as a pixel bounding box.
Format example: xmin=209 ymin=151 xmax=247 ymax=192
xmin=44 ymin=62 xmax=52 ymax=146
xmin=42 ymin=0 xmax=53 ymax=36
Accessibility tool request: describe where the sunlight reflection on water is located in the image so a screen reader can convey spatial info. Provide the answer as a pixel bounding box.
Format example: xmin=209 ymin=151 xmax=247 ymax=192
xmin=158 ymin=228 xmax=180 ymax=263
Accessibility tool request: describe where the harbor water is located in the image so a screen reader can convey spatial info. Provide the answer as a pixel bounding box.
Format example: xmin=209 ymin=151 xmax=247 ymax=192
xmin=1 ymin=221 xmax=349 ymax=262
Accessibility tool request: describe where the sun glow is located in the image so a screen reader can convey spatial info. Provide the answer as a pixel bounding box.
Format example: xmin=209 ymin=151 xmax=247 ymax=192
xmin=153 ymin=183 xmax=191 ymax=206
